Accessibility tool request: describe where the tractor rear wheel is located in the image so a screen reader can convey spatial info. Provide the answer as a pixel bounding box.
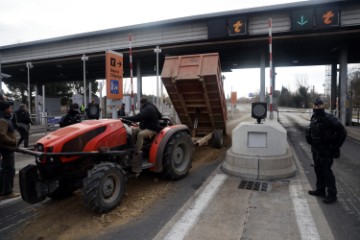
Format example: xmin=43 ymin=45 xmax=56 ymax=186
xmin=82 ymin=162 xmax=125 ymax=213
xmin=163 ymin=131 xmax=193 ymax=180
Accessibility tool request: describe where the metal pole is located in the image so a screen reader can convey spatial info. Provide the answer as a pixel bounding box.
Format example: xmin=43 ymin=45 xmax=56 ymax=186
xmin=81 ymin=55 xmax=88 ymax=108
xmin=339 ymin=47 xmax=348 ymax=125
xmin=260 ymin=51 xmax=265 ymax=102
xmin=268 ymin=18 xmax=273 ymax=120
xmin=26 ymin=62 xmax=33 ymax=115
xmin=89 ymin=82 xmax=92 ymax=104
xmin=129 ymin=34 xmax=135 ymax=115
xmin=35 ymin=85 xmax=39 ymax=124
xmin=99 ymin=80 xmax=103 ymax=119
xmin=42 ymin=85 xmax=46 ymax=125
xmin=154 ymin=46 xmax=162 ymax=109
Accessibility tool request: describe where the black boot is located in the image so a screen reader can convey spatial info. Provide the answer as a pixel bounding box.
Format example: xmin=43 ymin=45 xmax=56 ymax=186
xmin=308 ymin=189 xmax=326 ymax=198
xmin=323 ymin=195 xmax=337 ymax=204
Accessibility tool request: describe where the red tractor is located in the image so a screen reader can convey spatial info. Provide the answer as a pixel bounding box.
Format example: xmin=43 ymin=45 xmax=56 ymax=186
xmin=18 ymin=118 xmax=193 ymax=213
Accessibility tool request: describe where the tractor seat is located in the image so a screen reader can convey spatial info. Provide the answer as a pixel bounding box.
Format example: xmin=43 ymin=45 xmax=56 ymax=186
xmin=158 ymin=117 xmax=173 ymax=130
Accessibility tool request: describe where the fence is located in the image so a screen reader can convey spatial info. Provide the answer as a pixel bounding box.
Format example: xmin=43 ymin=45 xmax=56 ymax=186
xmin=352 ymin=107 xmax=360 ymax=125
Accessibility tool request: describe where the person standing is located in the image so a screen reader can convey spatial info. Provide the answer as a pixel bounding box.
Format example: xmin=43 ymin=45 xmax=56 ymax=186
xmin=121 ymin=98 xmax=162 ymax=176
xmin=306 ymin=98 xmax=347 ymax=204
xmin=0 ymin=101 xmax=19 ymax=200
xmin=58 ymin=103 xmax=82 ymax=128
xmin=117 ymin=103 xmax=127 ymax=117
xmin=14 ymin=104 xmax=33 ymax=148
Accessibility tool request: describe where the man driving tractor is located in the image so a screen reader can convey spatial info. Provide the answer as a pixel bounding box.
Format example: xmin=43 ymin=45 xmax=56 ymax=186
xmin=121 ymin=98 xmax=162 ymax=176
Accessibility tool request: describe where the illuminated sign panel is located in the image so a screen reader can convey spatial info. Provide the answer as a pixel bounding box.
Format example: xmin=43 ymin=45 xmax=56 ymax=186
xmin=291 ymin=9 xmax=314 ymax=31
xmin=228 ymin=16 xmax=248 ymax=36
xmin=316 ymin=6 xmax=340 ymax=28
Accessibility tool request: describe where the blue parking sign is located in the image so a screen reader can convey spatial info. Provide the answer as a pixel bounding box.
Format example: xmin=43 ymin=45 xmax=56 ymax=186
xmin=110 ymin=80 xmax=119 ymax=94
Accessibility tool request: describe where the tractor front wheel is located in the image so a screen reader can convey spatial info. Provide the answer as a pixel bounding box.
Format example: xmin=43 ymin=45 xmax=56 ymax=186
xmin=82 ymin=162 xmax=125 ymax=213
xmin=163 ymin=131 xmax=193 ymax=180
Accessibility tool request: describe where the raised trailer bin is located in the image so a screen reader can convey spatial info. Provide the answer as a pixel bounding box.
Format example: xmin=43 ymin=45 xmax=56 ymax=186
xmin=161 ymin=53 xmax=227 ymax=148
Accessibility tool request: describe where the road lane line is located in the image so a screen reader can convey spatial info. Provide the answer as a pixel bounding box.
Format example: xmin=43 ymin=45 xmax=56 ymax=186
xmin=290 ymin=142 xmax=323 ymax=240
xmin=163 ymin=173 xmax=227 ymax=240
xmin=290 ymin=180 xmax=321 ymax=240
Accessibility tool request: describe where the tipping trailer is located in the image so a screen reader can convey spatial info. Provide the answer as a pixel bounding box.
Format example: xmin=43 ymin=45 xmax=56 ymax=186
xmin=161 ymin=53 xmax=227 ymax=148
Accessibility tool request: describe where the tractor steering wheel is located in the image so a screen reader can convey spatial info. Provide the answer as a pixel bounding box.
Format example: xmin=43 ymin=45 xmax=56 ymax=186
xmin=120 ymin=118 xmax=139 ymax=127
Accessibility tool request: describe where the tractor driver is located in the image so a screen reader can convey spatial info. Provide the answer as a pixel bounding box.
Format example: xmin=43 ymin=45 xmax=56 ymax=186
xmin=121 ymin=98 xmax=162 ymax=176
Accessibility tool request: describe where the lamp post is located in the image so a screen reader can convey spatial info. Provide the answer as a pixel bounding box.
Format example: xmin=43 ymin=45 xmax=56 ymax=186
xmin=154 ymin=46 xmax=162 ymax=108
xmin=81 ymin=54 xmax=89 ymax=108
xmin=26 ymin=62 xmax=33 ymax=115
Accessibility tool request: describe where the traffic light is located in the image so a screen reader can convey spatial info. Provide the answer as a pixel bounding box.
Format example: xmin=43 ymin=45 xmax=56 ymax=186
xmin=251 ymin=102 xmax=267 ymax=124
xmin=86 ymin=103 xmax=100 ymax=119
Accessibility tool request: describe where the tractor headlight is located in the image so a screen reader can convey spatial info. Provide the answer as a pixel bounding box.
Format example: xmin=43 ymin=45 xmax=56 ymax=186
xmin=36 ymin=143 xmax=44 ymax=152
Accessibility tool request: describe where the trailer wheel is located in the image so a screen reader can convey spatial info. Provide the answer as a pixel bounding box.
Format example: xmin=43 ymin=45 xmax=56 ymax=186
xmin=163 ymin=131 xmax=193 ymax=180
xmin=82 ymin=162 xmax=125 ymax=213
xmin=48 ymin=180 xmax=74 ymax=200
xmin=212 ymin=129 xmax=224 ymax=149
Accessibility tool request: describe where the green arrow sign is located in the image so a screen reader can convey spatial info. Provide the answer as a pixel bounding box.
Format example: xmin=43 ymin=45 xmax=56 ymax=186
xmin=291 ymin=9 xmax=314 ymax=31
xmin=297 ymin=15 xmax=308 ymax=26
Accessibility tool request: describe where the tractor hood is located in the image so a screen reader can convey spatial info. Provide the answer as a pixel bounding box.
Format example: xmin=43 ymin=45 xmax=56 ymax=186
xmin=35 ymin=119 xmax=127 ymax=153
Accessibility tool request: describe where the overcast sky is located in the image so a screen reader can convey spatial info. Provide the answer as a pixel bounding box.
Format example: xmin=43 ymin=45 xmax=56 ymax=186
xmin=0 ymin=0 xmax=327 ymax=98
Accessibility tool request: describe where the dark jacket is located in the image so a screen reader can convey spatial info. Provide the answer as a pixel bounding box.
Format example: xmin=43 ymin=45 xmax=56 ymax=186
xmin=15 ymin=109 xmax=32 ymax=124
xmin=122 ymin=102 xmax=162 ymax=132
xmin=14 ymin=108 xmax=33 ymax=131
xmin=117 ymin=109 xmax=126 ymax=117
xmin=306 ymin=112 xmax=347 ymax=153
xmin=59 ymin=109 xmax=82 ymax=128
xmin=0 ymin=112 xmax=17 ymax=153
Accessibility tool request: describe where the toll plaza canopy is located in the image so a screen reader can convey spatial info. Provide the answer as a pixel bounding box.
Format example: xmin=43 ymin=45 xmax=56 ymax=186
xmin=1 ymin=0 xmax=360 ymax=85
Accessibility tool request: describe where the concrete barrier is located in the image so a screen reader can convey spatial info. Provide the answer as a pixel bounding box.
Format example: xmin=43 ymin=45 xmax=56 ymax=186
xmin=222 ymin=120 xmax=296 ymax=180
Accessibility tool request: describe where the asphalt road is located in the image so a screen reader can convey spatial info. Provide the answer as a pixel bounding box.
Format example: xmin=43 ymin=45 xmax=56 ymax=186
xmin=1 ymin=108 xmax=360 ymax=239
xmin=279 ymin=111 xmax=360 ymax=240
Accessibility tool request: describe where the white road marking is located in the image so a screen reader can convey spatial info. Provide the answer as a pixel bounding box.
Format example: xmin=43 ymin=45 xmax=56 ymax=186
xmin=0 ymin=197 xmax=21 ymax=206
xmin=290 ymin=180 xmax=321 ymax=240
xmin=163 ymin=173 xmax=227 ymax=240
xmin=290 ymin=142 xmax=323 ymax=240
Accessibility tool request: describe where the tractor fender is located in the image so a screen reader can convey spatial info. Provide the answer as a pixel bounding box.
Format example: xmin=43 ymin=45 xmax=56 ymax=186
xmin=148 ymin=125 xmax=191 ymax=172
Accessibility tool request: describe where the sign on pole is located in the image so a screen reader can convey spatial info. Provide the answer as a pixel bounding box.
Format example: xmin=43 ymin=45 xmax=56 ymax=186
xmin=106 ymin=50 xmax=123 ymax=100
xmin=230 ymin=92 xmax=237 ymax=105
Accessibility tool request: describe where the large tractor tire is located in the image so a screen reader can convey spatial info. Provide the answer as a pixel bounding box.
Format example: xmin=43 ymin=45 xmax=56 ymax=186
xmin=82 ymin=162 xmax=125 ymax=213
xmin=163 ymin=131 xmax=193 ymax=180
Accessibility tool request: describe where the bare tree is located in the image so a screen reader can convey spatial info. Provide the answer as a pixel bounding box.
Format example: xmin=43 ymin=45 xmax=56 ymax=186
xmin=295 ymin=73 xmax=309 ymax=89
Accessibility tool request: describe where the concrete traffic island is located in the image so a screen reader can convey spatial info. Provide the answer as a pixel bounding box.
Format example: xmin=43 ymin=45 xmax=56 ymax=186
xmin=222 ymin=119 xmax=296 ymax=180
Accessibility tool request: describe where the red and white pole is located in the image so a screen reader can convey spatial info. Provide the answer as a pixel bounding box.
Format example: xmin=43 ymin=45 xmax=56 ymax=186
xmin=268 ymin=18 xmax=273 ymax=120
xmin=128 ymin=34 xmax=135 ymax=116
